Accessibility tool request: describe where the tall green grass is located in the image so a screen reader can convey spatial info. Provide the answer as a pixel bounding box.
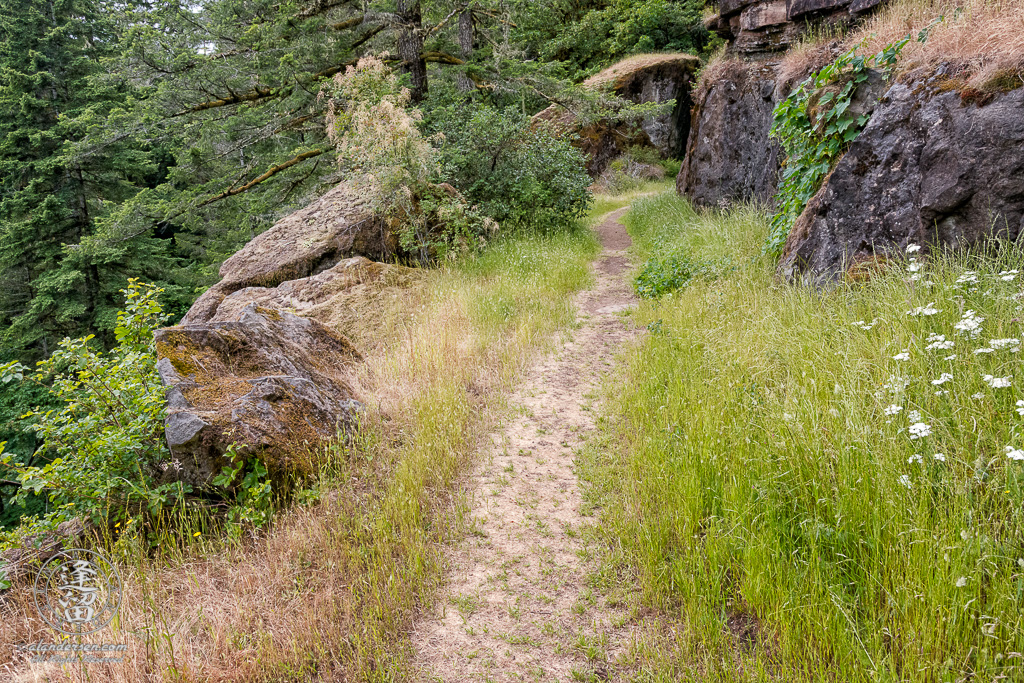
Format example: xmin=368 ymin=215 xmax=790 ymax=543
xmin=582 ymin=193 xmax=1024 ymax=682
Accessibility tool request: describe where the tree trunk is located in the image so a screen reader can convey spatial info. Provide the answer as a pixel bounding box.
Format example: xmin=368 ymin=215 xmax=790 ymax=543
xmin=396 ymin=0 xmax=427 ymax=102
xmin=456 ymin=9 xmax=474 ymax=92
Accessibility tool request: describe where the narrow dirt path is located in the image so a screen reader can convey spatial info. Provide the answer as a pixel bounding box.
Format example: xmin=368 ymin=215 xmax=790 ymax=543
xmin=411 ymin=209 xmax=642 ymax=682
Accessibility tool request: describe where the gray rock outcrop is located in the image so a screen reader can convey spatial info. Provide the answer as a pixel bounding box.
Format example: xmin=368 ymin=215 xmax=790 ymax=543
xmin=675 ymin=60 xmax=786 ymax=207
xmin=534 ymin=54 xmax=700 ymax=175
xmin=156 ymin=304 xmax=363 ymax=488
xmin=706 ymin=0 xmax=890 ymax=57
xmin=182 ymin=182 xmax=395 ymax=325
xmin=778 ymin=73 xmax=1024 ymax=283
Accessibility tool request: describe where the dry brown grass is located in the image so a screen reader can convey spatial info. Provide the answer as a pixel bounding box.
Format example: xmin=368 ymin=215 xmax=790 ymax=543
xmin=584 ymin=53 xmax=701 ymax=89
xmin=854 ymin=0 xmax=1024 ymax=72
xmin=788 ymin=0 xmax=1024 ymax=87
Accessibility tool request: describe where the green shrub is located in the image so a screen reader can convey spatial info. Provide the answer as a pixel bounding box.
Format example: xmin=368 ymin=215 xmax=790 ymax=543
xmin=541 ymin=0 xmax=713 ymax=77
xmin=0 ymin=280 xmax=183 ymax=531
xmin=425 ymin=101 xmax=593 ymax=234
xmin=322 ymin=58 xmax=493 ymax=259
xmin=634 ymin=249 xmax=730 ymax=298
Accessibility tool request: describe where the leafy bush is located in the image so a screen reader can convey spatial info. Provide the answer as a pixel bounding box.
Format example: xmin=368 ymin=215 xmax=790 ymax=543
xmin=542 ymin=0 xmax=713 ymax=77
xmin=634 ymin=249 xmax=730 ymax=298
xmin=0 ymin=281 xmax=183 ymax=530
xmin=425 ymin=99 xmax=593 ymax=234
xmin=212 ymin=444 xmax=273 ymax=537
xmin=765 ymin=37 xmax=911 ymax=258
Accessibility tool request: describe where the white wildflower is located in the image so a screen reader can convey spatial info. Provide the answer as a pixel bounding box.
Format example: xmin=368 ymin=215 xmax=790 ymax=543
xmin=852 ymin=318 xmax=879 ymax=330
xmin=907 ymin=302 xmax=940 ymax=316
xmin=884 ymin=404 xmax=903 ymax=416
xmin=974 ymin=347 xmax=995 ymax=354
xmin=906 ymin=244 xmax=921 ymax=254
xmin=956 ymin=272 xmax=979 ymax=285
xmin=989 ymin=338 xmax=1021 ymax=350
xmin=1016 ymin=400 xmax=1024 ymax=417
xmin=908 ymin=454 xmax=923 ymax=464
xmin=909 ymin=422 xmax=932 ymax=439
xmin=931 ymin=373 xmax=953 ymax=386
xmin=933 ymin=453 xmax=946 ymax=462
xmin=954 ymin=310 xmax=984 ymax=337
xmin=908 ymin=410 xmax=922 ymax=422
xmin=999 ymin=270 xmax=1019 ymax=281
xmin=1005 ymin=446 xmax=1024 ymax=461
xmin=944 ymin=355 xmax=958 ymax=360
xmin=971 ymin=392 xmax=986 ymax=400
xmin=893 ymin=351 xmax=911 ymax=361
xmin=899 ymin=474 xmax=913 ymax=488
xmin=907 ymin=262 xmax=924 ymax=273
xmin=883 ymin=377 xmax=911 ymax=393
xmin=982 ymin=375 xmax=1012 ymax=388
xmin=955 ymin=576 xmax=968 ymax=588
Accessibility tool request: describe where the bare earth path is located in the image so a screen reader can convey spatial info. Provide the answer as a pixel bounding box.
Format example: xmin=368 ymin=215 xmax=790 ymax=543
xmin=411 ymin=209 xmax=643 ymax=682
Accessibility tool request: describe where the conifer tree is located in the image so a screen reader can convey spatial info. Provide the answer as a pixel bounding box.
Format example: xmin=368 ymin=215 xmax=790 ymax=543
xmin=0 ymin=0 xmax=182 ymax=358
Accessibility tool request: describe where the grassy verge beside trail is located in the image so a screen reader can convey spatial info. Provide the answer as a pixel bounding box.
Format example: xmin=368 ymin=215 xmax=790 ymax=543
xmin=0 ymin=202 xmax=608 ymax=682
xmin=580 ymin=192 xmax=1024 ymax=682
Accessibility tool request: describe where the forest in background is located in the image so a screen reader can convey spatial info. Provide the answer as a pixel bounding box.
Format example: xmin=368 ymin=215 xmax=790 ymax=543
xmin=0 ymin=0 xmax=713 ymax=525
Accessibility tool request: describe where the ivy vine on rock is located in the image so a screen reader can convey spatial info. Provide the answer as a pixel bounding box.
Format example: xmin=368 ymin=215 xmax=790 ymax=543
xmin=764 ymin=35 xmax=915 ymax=259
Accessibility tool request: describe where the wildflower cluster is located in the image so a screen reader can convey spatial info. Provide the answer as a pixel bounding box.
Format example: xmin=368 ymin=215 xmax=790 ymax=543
xmin=865 ymin=244 xmax=1024 ymax=493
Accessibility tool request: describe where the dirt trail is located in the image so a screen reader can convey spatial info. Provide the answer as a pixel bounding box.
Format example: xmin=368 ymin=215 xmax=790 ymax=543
xmin=411 ymin=209 xmax=642 ymax=682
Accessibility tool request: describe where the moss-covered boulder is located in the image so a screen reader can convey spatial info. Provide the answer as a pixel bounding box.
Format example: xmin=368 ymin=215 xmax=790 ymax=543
xmin=156 ymin=304 xmax=363 ymax=488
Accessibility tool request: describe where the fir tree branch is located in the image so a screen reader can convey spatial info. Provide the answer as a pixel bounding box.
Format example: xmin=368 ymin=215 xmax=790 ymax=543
xmin=199 ymin=149 xmax=325 ymax=206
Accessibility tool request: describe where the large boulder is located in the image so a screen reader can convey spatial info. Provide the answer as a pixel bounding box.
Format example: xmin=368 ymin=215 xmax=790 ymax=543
xmin=183 ymin=182 xmax=395 ymax=324
xmin=186 ymin=254 xmax=422 ymax=345
xmin=534 ymin=53 xmax=700 ymax=175
xmin=778 ymin=71 xmax=1024 ymax=283
xmin=675 ymin=60 xmax=787 ymax=207
xmin=156 ymin=305 xmax=363 ymax=488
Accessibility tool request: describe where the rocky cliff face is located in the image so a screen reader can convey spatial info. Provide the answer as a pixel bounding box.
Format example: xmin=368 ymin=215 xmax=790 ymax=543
xmin=677 ymin=54 xmax=1024 ymax=283
xmin=675 ymin=60 xmax=787 ymax=207
xmin=778 ymin=71 xmax=1024 ymax=282
xmin=706 ymin=0 xmax=889 ymax=57
xmin=534 ymin=53 xmax=700 ymax=175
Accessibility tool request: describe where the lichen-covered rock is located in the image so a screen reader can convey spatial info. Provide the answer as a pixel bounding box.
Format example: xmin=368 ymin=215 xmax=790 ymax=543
xmin=778 ymin=74 xmax=1024 ymax=283
xmin=534 ymin=53 xmax=700 ymax=175
xmin=183 ymin=182 xmax=394 ymax=325
xmin=156 ymin=305 xmax=363 ymax=488
xmin=676 ymin=60 xmax=786 ymax=207
xmin=189 ymin=255 xmax=421 ymax=345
